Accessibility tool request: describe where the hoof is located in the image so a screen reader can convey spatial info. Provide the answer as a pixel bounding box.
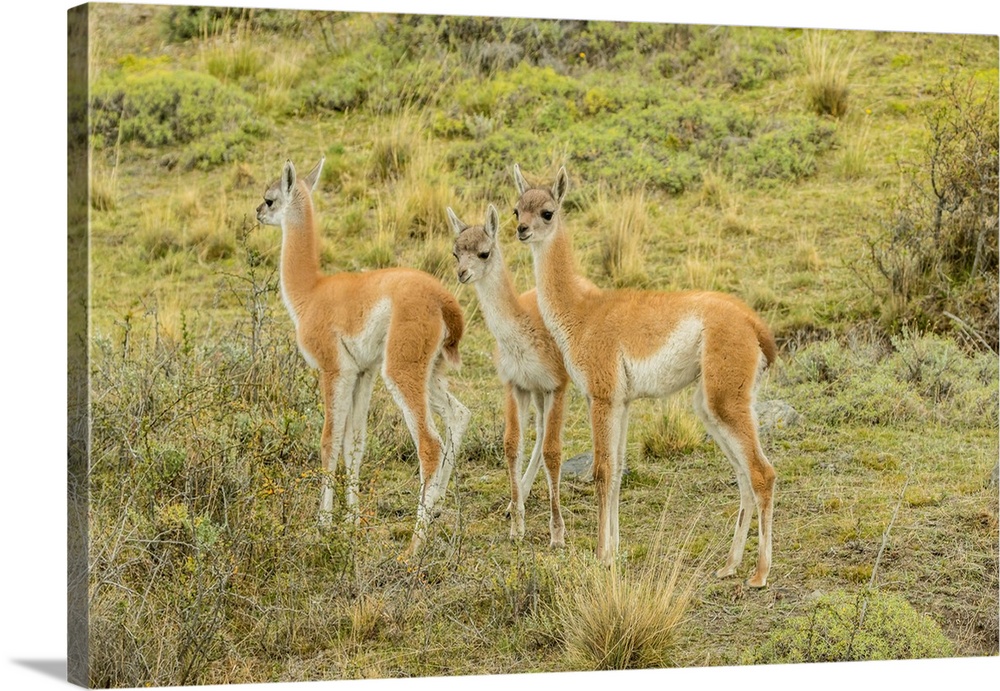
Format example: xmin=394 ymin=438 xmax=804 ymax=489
xmin=745 ymin=573 xmax=768 ymax=589
xmin=715 ymin=565 xmax=739 ymax=579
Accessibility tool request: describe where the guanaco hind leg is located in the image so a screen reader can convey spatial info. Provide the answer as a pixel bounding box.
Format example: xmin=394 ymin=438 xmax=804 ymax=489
xmin=590 ymin=398 xmax=626 ymax=564
xmin=428 ymin=368 xmax=469 ymax=504
xmin=693 ymin=374 xmax=775 ymax=587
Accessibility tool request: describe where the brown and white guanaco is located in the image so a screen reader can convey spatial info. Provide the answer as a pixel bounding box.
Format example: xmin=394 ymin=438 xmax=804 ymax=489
xmin=256 ymin=158 xmax=471 ymax=554
xmin=512 ymin=164 xmax=777 ymax=587
xmin=448 ymin=203 xmax=576 ymax=547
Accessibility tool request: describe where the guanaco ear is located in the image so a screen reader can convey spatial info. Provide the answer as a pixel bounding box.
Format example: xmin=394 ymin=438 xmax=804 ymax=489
xmin=446 ymin=207 xmax=465 ymax=236
xmin=552 ymin=166 xmax=569 ymax=207
xmin=303 ymin=157 xmax=325 ymax=191
xmin=484 ymin=204 xmax=500 ymax=239
xmin=513 ymin=163 xmax=530 ymax=196
xmin=281 ymin=160 xmax=296 ymax=196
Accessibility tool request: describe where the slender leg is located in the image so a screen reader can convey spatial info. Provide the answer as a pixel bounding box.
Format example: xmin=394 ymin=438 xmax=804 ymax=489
xmin=541 ymin=387 xmax=567 ymax=548
xmin=505 ymin=386 xmax=533 ymax=540
xmin=590 ymin=397 xmax=623 ymax=564
xmin=696 ymin=375 xmax=775 ymax=587
xmin=381 ymin=373 xmax=443 ymax=556
xmin=318 ymin=366 xmax=355 ymax=527
xmin=342 ymin=369 xmax=376 ymax=526
xmin=609 ymin=402 xmax=630 ymax=555
xmin=428 ymin=368 xmax=469 ymax=503
xmin=518 ymin=390 xmax=546 ymax=502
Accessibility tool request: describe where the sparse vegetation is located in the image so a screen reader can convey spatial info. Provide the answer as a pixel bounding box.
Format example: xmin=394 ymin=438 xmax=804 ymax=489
xmin=864 ymin=75 xmax=999 ymax=351
xmin=81 ymin=5 xmax=998 ymax=687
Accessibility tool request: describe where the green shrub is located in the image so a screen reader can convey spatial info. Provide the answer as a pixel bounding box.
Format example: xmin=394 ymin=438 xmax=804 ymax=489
xmin=161 ymin=6 xmax=300 ymax=43
xmin=782 ymin=334 xmax=997 ymax=429
xmin=296 ymin=64 xmax=371 ymax=113
xmin=90 ymin=61 xmax=268 ymax=168
xmin=722 ymin=115 xmax=837 ymax=185
xmin=744 ymin=589 xmax=954 ymax=664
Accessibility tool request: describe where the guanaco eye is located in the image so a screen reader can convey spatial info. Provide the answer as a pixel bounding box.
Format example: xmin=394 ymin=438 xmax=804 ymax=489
xmin=265 ymin=198 xmax=273 ymax=207
xmin=513 ymin=209 xmax=519 ymax=219
xmin=478 ymin=251 xmax=491 ymax=260
xmin=452 ymin=252 xmax=458 ymax=259
xmin=541 ymin=210 xmax=553 ymax=221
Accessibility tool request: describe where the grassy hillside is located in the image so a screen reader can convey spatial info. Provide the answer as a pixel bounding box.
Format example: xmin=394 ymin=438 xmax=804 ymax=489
xmin=83 ymin=4 xmax=998 ymax=687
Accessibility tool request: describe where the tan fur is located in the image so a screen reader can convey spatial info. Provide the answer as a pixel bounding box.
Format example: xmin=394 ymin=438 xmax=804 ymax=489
xmin=257 ymin=158 xmax=470 ymax=555
xmin=449 ymin=204 xmax=577 ymax=546
xmin=513 ymin=164 xmax=777 ymax=587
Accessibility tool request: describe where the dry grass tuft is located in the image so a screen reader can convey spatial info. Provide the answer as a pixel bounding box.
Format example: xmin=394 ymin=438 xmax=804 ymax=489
xmin=557 ymin=517 xmax=704 ymax=670
xmin=802 ymin=30 xmax=853 ymax=118
xmin=642 ymin=397 xmax=705 ymax=459
xmin=596 ymin=186 xmax=651 ymax=287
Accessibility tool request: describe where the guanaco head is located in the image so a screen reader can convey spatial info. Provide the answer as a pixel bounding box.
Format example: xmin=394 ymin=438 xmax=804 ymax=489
xmin=448 ymin=204 xmax=501 ymax=284
xmin=256 ymin=157 xmax=325 ymax=227
xmin=512 ymin=164 xmax=568 ymax=245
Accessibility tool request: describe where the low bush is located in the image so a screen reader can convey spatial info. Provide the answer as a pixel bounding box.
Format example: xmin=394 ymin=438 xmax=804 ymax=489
xmin=90 ymin=60 xmax=268 ymax=168
xmin=780 ymin=333 xmax=998 ymax=429
xmin=744 ymin=589 xmax=954 ymax=664
xmin=161 ymin=5 xmax=301 ymax=43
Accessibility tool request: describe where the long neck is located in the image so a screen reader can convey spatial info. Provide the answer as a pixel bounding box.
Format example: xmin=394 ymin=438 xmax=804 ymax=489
xmin=279 ymin=201 xmax=321 ymax=314
xmin=532 ymin=223 xmax=585 ymax=328
xmin=474 ymin=247 xmax=525 ymax=338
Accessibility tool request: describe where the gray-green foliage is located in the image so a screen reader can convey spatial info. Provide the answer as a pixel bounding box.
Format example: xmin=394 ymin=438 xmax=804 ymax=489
xmin=90 ymin=59 xmax=268 ymax=169
xmin=744 ymin=589 xmax=955 ymax=664
xmin=782 ymin=334 xmax=999 ymax=428
xmin=161 ymin=5 xmax=301 ymax=43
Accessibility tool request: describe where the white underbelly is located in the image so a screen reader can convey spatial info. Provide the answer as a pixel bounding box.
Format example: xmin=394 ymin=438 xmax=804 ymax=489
xmin=622 ymin=317 xmax=703 ymax=400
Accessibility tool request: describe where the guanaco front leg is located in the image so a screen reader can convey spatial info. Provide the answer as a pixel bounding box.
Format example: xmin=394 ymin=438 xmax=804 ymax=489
xmin=608 ymin=402 xmax=630 ymax=554
xmin=541 ymin=387 xmax=567 ymax=547
xmin=318 ymin=367 xmax=357 ymax=527
xmin=504 ymin=385 xmax=533 ymax=540
xmin=519 ymin=390 xmax=547 ymax=502
xmin=590 ymin=397 xmax=625 ymax=564
xmin=341 ymin=369 xmax=376 ymax=526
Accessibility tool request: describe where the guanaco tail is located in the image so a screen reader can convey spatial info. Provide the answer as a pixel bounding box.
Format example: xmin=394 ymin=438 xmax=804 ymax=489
xmin=513 ymin=164 xmax=777 ymax=587
xmin=256 ymin=157 xmax=471 ymax=555
xmin=448 ymin=203 xmax=572 ymax=547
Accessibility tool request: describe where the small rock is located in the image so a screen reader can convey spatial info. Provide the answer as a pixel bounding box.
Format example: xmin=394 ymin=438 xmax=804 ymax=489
xmin=561 ymin=451 xmax=593 ymax=480
xmin=755 ymin=399 xmax=802 ymax=436
xmin=559 ymin=451 xmax=631 ymax=481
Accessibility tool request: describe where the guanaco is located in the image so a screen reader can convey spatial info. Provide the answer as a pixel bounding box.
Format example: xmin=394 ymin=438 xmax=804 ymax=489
xmin=256 ymin=157 xmax=471 ymax=554
xmin=448 ymin=203 xmax=571 ymax=546
xmin=513 ymin=164 xmax=777 ymax=587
